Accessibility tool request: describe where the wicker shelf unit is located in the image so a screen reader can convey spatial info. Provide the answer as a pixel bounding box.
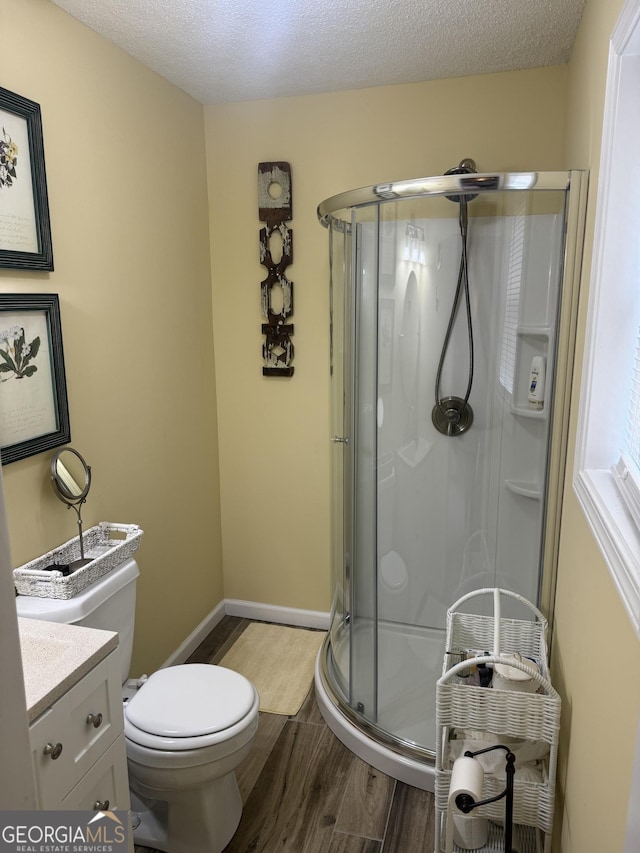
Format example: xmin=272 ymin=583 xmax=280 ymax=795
xmin=434 ymin=588 xmax=561 ymax=853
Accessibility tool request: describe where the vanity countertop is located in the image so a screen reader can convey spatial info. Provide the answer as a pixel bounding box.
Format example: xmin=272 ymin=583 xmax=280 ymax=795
xmin=18 ymin=617 xmax=118 ymax=722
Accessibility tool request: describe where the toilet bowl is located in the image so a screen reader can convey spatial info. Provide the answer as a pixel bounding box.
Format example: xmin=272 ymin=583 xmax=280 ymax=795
xmin=124 ymin=664 xmax=259 ymax=853
xmin=15 ymin=559 xmax=259 ymax=853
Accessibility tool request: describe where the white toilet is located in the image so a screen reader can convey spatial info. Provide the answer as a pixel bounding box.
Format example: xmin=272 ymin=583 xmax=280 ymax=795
xmin=15 ymin=558 xmax=259 ymax=853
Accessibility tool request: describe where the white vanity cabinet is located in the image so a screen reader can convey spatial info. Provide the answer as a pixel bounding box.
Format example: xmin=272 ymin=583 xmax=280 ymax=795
xmin=24 ymin=639 xmax=129 ymax=812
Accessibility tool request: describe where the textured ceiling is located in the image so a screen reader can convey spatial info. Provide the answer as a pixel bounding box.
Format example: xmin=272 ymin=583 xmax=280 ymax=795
xmin=51 ymin=0 xmax=586 ymax=105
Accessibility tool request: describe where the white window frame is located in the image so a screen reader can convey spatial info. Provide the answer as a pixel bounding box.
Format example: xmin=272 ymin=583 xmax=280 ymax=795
xmin=574 ymin=0 xmax=640 ymax=640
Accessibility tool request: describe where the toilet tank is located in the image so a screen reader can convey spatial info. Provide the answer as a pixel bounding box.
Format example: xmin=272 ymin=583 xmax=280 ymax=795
xmin=15 ymin=558 xmax=139 ymax=684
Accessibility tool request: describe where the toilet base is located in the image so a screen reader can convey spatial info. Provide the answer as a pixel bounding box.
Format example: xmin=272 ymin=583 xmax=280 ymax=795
xmin=129 ymin=771 xmax=243 ymax=853
xmin=129 ymin=792 xmax=169 ymax=851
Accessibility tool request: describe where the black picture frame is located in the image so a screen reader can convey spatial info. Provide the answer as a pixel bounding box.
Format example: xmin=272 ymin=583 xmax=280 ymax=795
xmin=0 ymin=294 xmax=70 ymax=464
xmin=0 ymin=86 xmax=54 ymax=271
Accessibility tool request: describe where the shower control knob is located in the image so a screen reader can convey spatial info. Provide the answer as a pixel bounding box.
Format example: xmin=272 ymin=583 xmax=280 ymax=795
xmin=86 ymin=712 xmax=103 ymax=728
xmin=43 ymin=742 xmax=63 ymax=760
xmin=93 ymin=800 xmax=110 ymax=811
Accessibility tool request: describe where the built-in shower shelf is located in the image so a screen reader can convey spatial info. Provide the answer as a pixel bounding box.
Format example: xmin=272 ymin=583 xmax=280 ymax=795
xmin=511 ymin=405 xmax=547 ymax=420
xmin=505 ymin=479 xmax=542 ymax=500
xmin=516 ymin=325 xmax=551 ymax=338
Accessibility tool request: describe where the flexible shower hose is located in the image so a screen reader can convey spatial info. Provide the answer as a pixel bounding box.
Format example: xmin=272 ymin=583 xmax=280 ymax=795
xmin=433 ymin=198 xmax=475 ymax=426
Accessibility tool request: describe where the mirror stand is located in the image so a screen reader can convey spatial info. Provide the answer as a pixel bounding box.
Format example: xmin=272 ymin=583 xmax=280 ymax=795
xmin=50 ymin=447 xmax=93 ymax=572
xmin=67 ymin=499 xmax=92 ymax=570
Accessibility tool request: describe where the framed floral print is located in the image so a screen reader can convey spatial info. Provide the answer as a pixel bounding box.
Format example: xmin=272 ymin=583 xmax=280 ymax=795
xmin=0 ymin=86 xmax=54 ymax=270
xmin=0 ymin=294 xmax=70 ymax=464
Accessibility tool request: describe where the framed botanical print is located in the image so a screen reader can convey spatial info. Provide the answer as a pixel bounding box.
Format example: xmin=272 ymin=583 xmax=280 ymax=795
xmin=0 ymin=86 xmax=54 ymax=270
xmin=0 ymin=294 xmax=70 ymax=464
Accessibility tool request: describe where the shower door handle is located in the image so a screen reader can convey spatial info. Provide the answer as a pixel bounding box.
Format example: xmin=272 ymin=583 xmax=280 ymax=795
xmin=331 ymin=436 xmax=350 ymax=444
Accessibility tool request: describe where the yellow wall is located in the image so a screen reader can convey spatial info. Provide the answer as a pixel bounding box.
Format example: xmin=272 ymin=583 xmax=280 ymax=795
xmin=554 ymin=0 xmax=640 ymax=849
xmin=1 ymin=0 xmax=223 ymax=676
xmin=205 ymin=66 xmax=569 ymax=609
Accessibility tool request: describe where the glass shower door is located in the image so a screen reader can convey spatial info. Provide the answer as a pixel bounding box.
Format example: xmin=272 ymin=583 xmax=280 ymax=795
xmin=327 ymin=221 xmax=351 ymax=699
xmin=327 ymin=209 xmax=381 ymax=728
xmin=349 ymin=212 xmax=379 ymax=725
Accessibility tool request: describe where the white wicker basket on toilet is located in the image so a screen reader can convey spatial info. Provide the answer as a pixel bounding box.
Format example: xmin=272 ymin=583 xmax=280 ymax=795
xmin=13 ymin=522 xmax=143 ymax=599
xmin=434 ymin=588 xmax=561 ymax=853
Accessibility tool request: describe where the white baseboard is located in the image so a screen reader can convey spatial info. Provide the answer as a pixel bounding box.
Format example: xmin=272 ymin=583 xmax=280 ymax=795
xmin=163 ymin=599 xmax=331 ymax=667
xmin=224 ymin=599 xmax=331 ymax=631
xmin=161 ymin=599 xmax=227 ymax=667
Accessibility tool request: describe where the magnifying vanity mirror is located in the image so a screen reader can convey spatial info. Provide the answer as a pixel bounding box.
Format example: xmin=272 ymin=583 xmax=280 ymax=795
xmin=50 ymin=446 xmax=92 ymax=571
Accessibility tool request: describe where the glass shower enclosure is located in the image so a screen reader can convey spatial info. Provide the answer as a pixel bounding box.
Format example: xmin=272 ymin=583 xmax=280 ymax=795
xmin=315 ymin=169 xmax=587 ymax=788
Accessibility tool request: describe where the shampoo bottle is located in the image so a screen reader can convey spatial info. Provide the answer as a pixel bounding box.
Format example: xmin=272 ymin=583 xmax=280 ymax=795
xmin=528 ymin=356 xmax=545 ymax=410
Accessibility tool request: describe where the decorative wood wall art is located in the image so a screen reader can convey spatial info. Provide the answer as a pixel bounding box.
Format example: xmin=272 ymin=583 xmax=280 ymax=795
xmin=258 ymin=161 xmax=294 ymax=377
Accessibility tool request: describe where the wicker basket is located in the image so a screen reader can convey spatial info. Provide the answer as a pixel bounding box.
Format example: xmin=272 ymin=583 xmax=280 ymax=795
xmin=13 ymin=522 xmax=143 ymax=600
xmin=434 ymin=588 xmax=561 ymax=853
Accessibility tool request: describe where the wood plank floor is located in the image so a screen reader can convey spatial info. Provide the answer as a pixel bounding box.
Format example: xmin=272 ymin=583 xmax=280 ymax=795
xmin=134 ymin=615 xmax=435 ymax=853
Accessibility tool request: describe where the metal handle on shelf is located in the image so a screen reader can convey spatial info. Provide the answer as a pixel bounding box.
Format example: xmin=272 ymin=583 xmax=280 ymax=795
xmin=86 ymin=712 xmax=103 ymax=728
xmin=43 ymin=742 xmax=63 ymax=760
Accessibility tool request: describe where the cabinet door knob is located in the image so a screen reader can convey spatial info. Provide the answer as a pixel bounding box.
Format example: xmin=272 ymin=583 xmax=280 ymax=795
xmin=86 ymin=712 xmax=103 ymax=728
xmin=43 ymin=742 xmax=63 ymax=760
xmin=93 ymin=800 xmax=110 ymax=811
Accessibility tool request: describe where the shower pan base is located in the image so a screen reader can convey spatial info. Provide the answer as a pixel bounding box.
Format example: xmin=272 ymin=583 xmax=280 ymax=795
xmin=314 ymin=649 xmax=435 ymax=792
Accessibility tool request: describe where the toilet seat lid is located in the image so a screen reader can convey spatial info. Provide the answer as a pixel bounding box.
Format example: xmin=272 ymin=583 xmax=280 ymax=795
xmin=125 ymin=664 xmax=255 ymax=738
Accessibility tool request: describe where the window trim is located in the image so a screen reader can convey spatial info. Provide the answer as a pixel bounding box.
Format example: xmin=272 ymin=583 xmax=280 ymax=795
xmin=574 ymin=0 xmax=640 ymax=640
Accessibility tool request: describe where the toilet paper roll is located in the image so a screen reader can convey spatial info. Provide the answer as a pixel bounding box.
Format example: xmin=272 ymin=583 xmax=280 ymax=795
xmin=450 ymin=756 xmax=484 ymax=812
xmin=446 ymin=757 xmax=486 ymax=853
xmin=453 ymin=814 xmax=489 ymax=850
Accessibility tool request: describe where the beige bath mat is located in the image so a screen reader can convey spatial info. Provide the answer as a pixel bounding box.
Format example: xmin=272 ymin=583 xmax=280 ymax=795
xmin=217 ymin=623 xmax=326 ymax=715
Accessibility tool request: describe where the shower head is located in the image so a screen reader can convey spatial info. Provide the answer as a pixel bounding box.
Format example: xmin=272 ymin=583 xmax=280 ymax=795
xmin=445 ymin=158 xmax=477 ymax=176
xmin=444 ymin=158 xmax=478 ymax=203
